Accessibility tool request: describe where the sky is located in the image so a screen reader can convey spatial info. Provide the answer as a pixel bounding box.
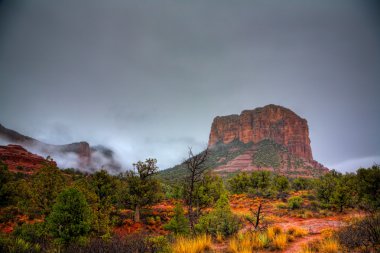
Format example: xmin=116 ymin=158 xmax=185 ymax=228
xmin=0 ymin=0 xmax=379 ymax=172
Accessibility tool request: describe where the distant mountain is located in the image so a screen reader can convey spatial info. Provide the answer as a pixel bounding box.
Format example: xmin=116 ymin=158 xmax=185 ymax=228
xmin=160 ymin=105 xmax=329 ymax=181
xmin=0 ymin=123 xmax=121 ymax=172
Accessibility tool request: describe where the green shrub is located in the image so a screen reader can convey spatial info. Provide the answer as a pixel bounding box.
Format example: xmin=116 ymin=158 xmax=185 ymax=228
xmin=287 ymin=196 xmax=303 ymax=210
xmin=195 ymin=194 xmax=241 ymax=237
xmin=148 ymin=236 xmax=170 ymax=253
xmin=276 ymin=203 xmax=288 ymax=209
xmin=309 ymin=200 xmax=320 ymax=211
xmin=163 ymin=203 xmax=190 ymax=235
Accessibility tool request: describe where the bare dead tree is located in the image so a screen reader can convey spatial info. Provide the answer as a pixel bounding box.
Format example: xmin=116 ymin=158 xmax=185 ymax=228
xmin=184 ymin=147 xmax=209 ymax=232
xmin=246 ymin=199 xmax=267 ymax=231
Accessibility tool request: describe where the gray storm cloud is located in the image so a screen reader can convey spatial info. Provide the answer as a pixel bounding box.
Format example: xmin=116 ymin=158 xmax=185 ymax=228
xmin=0 ymin=0 xmax=379 ymax=172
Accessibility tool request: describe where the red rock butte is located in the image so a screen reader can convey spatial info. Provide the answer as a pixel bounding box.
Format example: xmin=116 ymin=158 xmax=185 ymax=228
xmin=208 ymin=104 xmax=313 ymax=160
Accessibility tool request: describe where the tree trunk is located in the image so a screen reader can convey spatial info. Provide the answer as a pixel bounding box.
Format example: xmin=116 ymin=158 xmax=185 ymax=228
xmin=255 ymin=202 xmax=262 ymax=229
xmin=135 ymin=204 xmax=140 ymax=222
xmin=188 ymin=179 xmax=195 ymax=232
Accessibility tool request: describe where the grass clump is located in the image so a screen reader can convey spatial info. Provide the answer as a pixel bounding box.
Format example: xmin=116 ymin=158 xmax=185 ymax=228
xmin=171 ymin=234 xmax=211 ymax=253
xmin=301 ymin=237 xmax=342 ymax=253
xmin=229 ymin=231 xmax=269 ymax=252
xmin=267 ymin=225 xmax=283 ymax=241
xmin=272 ymin=233 xmax=287 ymax=250
xmin=318 ymin=238 xmax=341 ymax=253
xmin=287 ymin=226 xmax=308 ymax=237
xmin=228 ymin=225 xmax=301 ymax=252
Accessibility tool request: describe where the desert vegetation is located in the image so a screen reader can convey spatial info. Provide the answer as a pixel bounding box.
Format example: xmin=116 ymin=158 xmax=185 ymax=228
xmin=0 ymin=157 xmax=379 ymax=252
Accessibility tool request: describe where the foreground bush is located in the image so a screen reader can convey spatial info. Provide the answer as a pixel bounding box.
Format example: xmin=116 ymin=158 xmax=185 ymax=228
xmin=338 ymin=213 xmax=380 ymax=252
xmin=0 ymin=237 xmax=42 ymax=253
xmin=65 ymin=233 xmax=169 ymax=253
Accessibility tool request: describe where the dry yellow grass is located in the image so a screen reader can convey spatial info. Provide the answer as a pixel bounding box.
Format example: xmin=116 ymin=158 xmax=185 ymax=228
xmin=272 ymin=233 xmax=287 ymax=250
xmin=228 ymin=231 xmax=270 ymax=252
xmin=216 ymin=232 xmax=223 ymax=243
xmin=171 ymin=234 xmax=212 ymax=253
xmin=287 ymin=226 xmax=308 ymax=237
xmin=300 ymin=244 xmax=314 ymax=253
xmin=229 ymin=228 xmax=289 ymax=252
xmin=320 ymin=228 xmax=334 ymax=238
xmin=267 ymin=225 xmax=282 ymax=241
xmin=318 ymin=238 xmax=340 ymax=253
xmin=267 ymin=227 xmax=276 ymax=241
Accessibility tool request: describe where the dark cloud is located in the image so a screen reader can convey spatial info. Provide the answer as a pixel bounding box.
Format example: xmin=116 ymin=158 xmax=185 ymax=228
xmin=0 ymin=0 xmax=379 ymax=171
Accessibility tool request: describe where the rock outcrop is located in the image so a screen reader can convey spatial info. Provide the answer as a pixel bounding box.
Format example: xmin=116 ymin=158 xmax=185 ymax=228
xmin=0 ymin=123 xmax=120 ymax=172
xmin=208 ymin=104 xmax=313 ymax=160
xmin=0 ymin=144 xmax=57 ymax=174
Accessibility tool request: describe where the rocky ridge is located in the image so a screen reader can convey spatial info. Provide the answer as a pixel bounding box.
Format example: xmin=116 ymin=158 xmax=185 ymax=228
xmin=0 ymin=144 xmax=56 ymax=174
xmin=0 ymin=123 xmax=120 ymax=172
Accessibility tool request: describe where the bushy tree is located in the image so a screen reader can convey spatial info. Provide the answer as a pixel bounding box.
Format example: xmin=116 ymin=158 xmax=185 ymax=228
xmin=46 ymin=188 xmax=92 ymax=244
xmin=316 ymin=170 xmax=341 ymax=205
xmin=356 ymin=165 xmax=380 ymax=210
xmin=291 ymin=177 xmax=311 ymax=191
xmin=122 ymin=158 xmax=162 ymax=222
xmin=88 ymin=170 xmax=118 ymax=236
xmin=228 ymin=172 xmax=250 ymax=194
xmin=252 ymin=171 xmax=272 ymax=190
xmin=273 ymin=175 xmax=289 ymax=195
xmin=316 ymin=170 xmax=358 ymax=211
xmin=331 ymin=174 xmax=357 ymax=212
xmin=193 ymin=173 xmax=225 ymax=216
xmin=163 ymin=203 xmax=190 ymax=235
xmin=31 ymin=163 xmax=66 ymax=214
xmin=248 ymin=171 xmax=275 ymax=197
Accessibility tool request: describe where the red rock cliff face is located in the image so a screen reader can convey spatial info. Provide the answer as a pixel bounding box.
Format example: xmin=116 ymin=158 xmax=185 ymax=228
xmin=208 ymin=105 xmax=313 ymax=160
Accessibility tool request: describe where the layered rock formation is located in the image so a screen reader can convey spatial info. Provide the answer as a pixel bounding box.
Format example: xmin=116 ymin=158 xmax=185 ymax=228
xmin=0 ymin=144 xmax=57 ymax=174
xmin=208 ymin=104 xmax=312 ymax=160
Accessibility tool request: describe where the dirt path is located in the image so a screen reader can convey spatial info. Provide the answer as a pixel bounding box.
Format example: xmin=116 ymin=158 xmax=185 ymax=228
xmin=282 ymin=234 xmax=321 ymax=253
xmin=278 ymin=216 xmax=347 ymax=253
xmin=214 ymin=213 xmax=358 ymax=252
